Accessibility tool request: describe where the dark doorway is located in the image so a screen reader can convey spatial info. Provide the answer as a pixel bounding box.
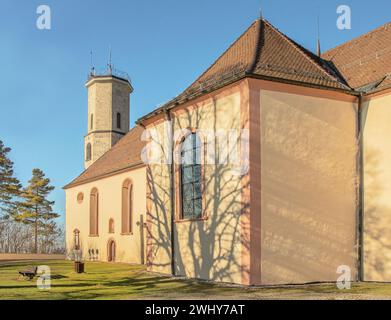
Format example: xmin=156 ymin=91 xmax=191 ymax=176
xmin=107 ymin=239 xmax=116 ymax=262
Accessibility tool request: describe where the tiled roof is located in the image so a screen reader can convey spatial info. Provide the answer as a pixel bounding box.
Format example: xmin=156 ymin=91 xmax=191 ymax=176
xmin=377 ymin=74 xmax=391 ymax=90
xmin=64 ymin=125 xmax=145 ymax=189
xmin=138 ymin=18 xmax=350 ymax=123
xmin=68 ymin=19 xmax=391 ymax=188
xmin=322 ymin=22 xmax=391 ymax=90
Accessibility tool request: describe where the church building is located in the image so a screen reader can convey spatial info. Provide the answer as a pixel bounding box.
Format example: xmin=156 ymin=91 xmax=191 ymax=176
xmin=65 ymin=18 xmax=391 ymax=285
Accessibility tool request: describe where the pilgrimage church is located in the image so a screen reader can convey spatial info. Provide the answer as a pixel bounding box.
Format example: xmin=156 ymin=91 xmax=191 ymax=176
xmin=65 ymin=18 xmax=391 ymax=285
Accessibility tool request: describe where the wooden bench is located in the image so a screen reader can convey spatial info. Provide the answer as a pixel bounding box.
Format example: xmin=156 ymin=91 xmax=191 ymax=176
xmin=18 ymin=266 xmax=38 ymax=280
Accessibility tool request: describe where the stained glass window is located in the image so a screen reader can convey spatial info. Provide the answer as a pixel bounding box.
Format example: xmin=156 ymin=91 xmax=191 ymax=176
xmin=181 ymin=133 xmax=202 ymax=219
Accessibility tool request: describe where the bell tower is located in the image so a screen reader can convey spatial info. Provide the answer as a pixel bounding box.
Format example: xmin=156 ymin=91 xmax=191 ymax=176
xmin=84 ymin=68 xmax=133 ymax=169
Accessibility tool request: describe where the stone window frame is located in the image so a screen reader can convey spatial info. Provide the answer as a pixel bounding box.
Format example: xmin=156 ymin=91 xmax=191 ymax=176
xmin=89 ymin=187 xmax=99 ymax=237
xmin=109 ymin=218 xmax=115 ymax=234
xmin=77 ymin=192 xmax=84 ymax=204
xmin=174 ymin=128 xmax=207 ymax=223
xmin=121 ymin=179 xmax=133 ymax=235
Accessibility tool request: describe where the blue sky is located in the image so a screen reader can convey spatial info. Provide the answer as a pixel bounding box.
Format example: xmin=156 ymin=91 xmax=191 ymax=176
xmin=0 ymin=0 xmax=390 ymax=225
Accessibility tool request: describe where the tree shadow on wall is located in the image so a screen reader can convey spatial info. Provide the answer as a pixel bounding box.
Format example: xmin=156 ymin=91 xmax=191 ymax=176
xmin=146 ymin=94 xmax=250 ymax=284
xmin=364 ymin=147 xmax=391 ymax=281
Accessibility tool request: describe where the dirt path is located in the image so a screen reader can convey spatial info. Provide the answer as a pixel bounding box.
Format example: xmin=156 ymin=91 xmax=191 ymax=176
xmin=0 ymin=254 xmax=65 ymax=263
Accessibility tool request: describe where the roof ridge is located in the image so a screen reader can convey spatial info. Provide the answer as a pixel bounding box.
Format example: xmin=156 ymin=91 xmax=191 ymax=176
xmin=323 ymin=21 xmax=391 ymax=58
xmin=246 ymin=19 xmax=263 ymax=74
xmin=183 ymin=19 xmax=260 ymax=93
xmin=262 ymin=19 xmax=346 ymax=86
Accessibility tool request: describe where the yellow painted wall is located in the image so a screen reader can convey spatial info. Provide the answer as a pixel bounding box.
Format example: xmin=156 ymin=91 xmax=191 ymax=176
xmin=146 ymin=119 xmax=173 ymax=275
xmin=147 ymin=88 xmax=244 ymax=284
xmin=66 ymin=79 xmax=363 ymax=286
xmin=259 ymin=88 xmax=358 ymax=284
xmin=65 ymin=167 xmax=146 ymax=264
xmin=174 ymin=92 xmax=243 ymax=284
xmin=363 ymin=92 xmax=391 ymax=281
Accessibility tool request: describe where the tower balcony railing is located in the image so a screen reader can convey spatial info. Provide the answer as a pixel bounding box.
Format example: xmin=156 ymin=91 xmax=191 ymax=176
xmin=87 ymin=66 xmax=131 ymax=84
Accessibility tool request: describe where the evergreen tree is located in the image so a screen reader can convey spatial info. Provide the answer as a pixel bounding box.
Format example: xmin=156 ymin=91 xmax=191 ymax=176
xmin=0 ymin=140 xmax=21 ymax=220
xmin=14 ymin=168 xmax=59 ymax=253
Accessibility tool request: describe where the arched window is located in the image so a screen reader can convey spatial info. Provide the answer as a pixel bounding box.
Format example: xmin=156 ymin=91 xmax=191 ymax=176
xmin=77 ymin=192 xmax=84 ymax=204
xmin=90 ymin=114 xmax=94 ymax=130
xmin=109 ymin=218 xmax=114 ymax=234
xmin=121 ymin=179 xmax=132 ymax=234
xmin=86 ymin=143 xmax=92 ymax=161
xmin=89 ymin=188 xmax=99 ymax=236
xmin=117 ymin=112 xmax=121 ymax=129
xmin=73 ymin=229 xmax=80 ymax=250
xmin=180 ymin=132 xmax=203 ymax=220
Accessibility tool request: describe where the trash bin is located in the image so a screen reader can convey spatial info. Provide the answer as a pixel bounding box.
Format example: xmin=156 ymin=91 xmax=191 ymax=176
xmin=75 ymin=261 xmax=84 ymax=273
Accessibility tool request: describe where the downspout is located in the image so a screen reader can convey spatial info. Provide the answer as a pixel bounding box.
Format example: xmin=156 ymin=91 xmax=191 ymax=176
xmin=138 ymin=122 xmax=147 ymax=266
xmin=357 ymin=92 xmax=364 ymax=282
xmin=164 ymin=109 xmax=176 ymax=277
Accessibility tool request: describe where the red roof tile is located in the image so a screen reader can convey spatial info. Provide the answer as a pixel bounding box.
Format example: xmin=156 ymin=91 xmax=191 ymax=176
xmin=322 ymin=22 xmax=391 ymax=89
xmin=71 ymin=19 xmax=389 ymax=188
xmin=138 ymin=19 xmax=350 ymax=123
xmin=64 ymin=125 xmax=145 ymax=188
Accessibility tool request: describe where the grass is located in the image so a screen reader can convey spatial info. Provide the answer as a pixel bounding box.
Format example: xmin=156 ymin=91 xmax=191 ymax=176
xmin=1 ymin=260 xmax=391 ymax=300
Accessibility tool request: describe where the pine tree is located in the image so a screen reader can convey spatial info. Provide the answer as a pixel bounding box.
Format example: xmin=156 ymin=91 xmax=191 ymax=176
xmin=0 ymin=140 xmax=21 ymax=220
xmin=14 ymin=168 xmax=59 ymax=253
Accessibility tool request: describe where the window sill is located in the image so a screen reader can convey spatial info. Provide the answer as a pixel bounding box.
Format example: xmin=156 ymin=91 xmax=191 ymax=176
xmin=89 ymin=234 xmax=99 ymax=237
xmin=120 ymin=232 xmax=133 ymax=236
xmin=175 ymin=216 xmax=208 ymax=223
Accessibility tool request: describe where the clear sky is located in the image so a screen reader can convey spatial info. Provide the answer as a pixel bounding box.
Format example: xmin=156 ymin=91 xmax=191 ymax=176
xmin=0 ymin=0 xmax=390 ymax=225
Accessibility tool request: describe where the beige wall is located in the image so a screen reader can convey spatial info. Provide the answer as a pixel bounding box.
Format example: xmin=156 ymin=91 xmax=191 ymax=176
xmin=258 ymin=87 xmax=358 ymax=285
xmin=146 ymin=127 xmax=172 ymax=275
xmin=173 ymin=91 xmax=243 ymax=284
xmin=65 ymin=167 xmax=146 ymax=264
xmin=67 ymin=77 xmax=362 ymax=285
xmin=146 ymin=80 xmax=360 ymax=285
xmin=146 ymin=84 xmax=244 ymax=284
xmin=363 ymin=92 xmax=391 ymax=281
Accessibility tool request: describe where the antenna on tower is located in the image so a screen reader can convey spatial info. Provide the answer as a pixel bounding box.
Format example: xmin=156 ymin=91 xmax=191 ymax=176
xmin=259 ymin=0 xmax=263 ymax=19
xmin=108 ymin=45 xmax=113 ymax=73
xmin=316 ymin=15 xmax=321 ymax=56
xmin=90 ymin=50 xmax=95 ymax=76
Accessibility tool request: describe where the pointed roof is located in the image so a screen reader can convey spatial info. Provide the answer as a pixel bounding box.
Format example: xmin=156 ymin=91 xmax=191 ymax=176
xmin=64 ymin=126 xmax=145 ymax=189
xmin=187 ymin=18 xmax=348 ymax=92
xmin=322 ymin=22 xmax=391 ymax=90
xmin=138 ymin=19 xmax=350 ymax=123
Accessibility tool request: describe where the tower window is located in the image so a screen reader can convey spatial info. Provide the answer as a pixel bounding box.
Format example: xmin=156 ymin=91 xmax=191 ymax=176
xmin=86 ymin=143 xmax=92 ymax=161
xmin=117 ymin=112 xmax=121 ymax=129
xmin=90 ymin=114 xmax=94 ymax=130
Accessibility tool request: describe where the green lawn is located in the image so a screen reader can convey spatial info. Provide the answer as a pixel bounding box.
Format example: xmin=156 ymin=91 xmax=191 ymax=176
xmin=1 ymin=260 xmax=391 ymax=300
